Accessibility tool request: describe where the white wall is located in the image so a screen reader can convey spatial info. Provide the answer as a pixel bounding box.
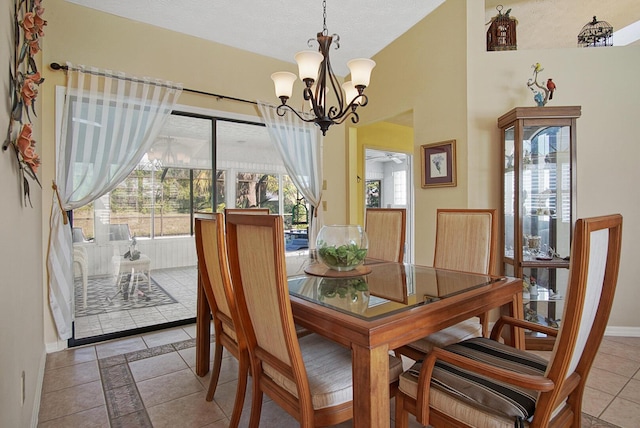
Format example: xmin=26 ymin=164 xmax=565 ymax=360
xmin=0 ymin=0 xmax=46 ymax=425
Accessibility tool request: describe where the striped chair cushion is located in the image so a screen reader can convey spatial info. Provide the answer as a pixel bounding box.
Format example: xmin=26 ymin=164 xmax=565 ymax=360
xmin=264 ymin=333 xmax=404 ymax=410
xmin=406 ymin=318 xmax=482 ymax=354
xmin=399 ymin=337 xmax=548 ymax=425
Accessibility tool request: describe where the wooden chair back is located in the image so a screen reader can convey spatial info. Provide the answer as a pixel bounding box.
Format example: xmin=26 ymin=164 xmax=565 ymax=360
xmin=433 ymin=209 xmax=497 ymax=275
xmin=195 ymin=213 xmax=235 ymax=328
xmin=194 ymin=212 xmax=249 ymax=425
xmin=365 ymin=208 xmax=407 ymax=263
xmin=535 ymin=214 xmax=623 ymax=425
xmin=225 ymin=213 xmax=315 ymax=421
xmin=400 ymin=215 xmax=624 ymax=428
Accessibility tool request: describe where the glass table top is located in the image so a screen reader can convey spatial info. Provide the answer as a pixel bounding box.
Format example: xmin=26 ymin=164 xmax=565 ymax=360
xmin=287 ymin=261 xmax=502 ymax=321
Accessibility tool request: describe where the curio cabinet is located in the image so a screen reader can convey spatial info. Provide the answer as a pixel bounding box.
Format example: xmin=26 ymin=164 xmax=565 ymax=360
xmin=498 ymin=106 xmax=581 ymax=350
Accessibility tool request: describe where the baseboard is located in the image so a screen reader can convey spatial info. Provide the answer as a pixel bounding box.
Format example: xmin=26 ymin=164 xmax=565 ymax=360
xmin=31 ymin=349 xmax=47 ymax=428
xmin=45 ymin=339 xmax=67 ymax=354
xmin=605 ymin=326 xmax=640 ymax=337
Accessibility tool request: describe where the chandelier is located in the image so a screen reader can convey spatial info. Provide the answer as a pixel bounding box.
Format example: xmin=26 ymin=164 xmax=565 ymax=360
xmin=270 ymin=0 xmax=376 ymax=135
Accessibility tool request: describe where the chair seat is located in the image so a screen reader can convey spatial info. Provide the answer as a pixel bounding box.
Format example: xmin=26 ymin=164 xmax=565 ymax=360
xmin=405 ymin=318 xmax=482 ymax=354
xmin=399 ymin=337 xmax=548 ymax=426
xmin=264 ymin=333 xmax=403 ymax=410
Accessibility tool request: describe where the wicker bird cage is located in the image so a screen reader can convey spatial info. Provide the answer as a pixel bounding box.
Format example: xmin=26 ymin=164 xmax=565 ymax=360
xmin=487 ymin=5 xmax=517 ymax=51
xmin=578 ymin=16 xmax=613 ymax=47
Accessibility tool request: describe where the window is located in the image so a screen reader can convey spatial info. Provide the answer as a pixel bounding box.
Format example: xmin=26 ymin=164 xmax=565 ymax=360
xmin=393 ymin=170 xmax=407 ymax=205
xmin=72 ymin=113 xmax=310 ymax=240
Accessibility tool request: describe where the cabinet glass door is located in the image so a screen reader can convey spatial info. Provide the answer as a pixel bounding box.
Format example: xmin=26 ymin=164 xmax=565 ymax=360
xmin=521 ymin=124 xmax=571 ymax=331
xmin=503 ymin=126 xmax=515 ymax=264
xmin=499 ymin=106 xmax=580 ymax=349
xmin=521 ymin=125 xmax=572 ymax=261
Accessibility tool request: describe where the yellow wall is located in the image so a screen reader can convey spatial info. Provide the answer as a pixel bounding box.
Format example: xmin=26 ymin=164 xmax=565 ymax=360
xmin=3 ymin=0 xmax=637 ymax=423
xmin=348 ymin=121 xmax=413 ymax=226
xmin=358 ymin=0 xmax=470 ymax=266
xmin=32 ymin=0 xmax=640 ymax=351
xmin=1 ymin=0 xmax=45 ymax=425
xmin=466 ymin=1 xmax=640 ymax=329
xmin=360 ymin=0 xmax=640 ymax=329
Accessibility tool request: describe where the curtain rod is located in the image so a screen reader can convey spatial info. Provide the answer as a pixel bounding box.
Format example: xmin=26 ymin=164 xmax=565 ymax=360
xmin=49 ymin=62 xmax=257 ymax=106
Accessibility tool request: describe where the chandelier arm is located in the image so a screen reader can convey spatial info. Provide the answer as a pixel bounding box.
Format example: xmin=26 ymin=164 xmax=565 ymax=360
xmin=275 ymin=104 xmax=316 ymax=124
xmin=329 ymin=93 xmax=368 ymax=121
xmin=331 ymin=109 xmax=360 ymax=126
xmin=326 ymin=65 xmax=346 ymax=120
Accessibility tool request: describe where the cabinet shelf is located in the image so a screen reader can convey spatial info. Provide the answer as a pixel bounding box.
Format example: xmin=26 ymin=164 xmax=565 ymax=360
xmin=521 ymin=258 xmax=569 ymax=269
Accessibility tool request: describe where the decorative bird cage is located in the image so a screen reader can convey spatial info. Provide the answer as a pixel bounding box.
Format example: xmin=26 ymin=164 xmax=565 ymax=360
xmin=487 ymin=5 xmax=517 ymax=51
xmin=578 ymin=16 xmax=613 ymax=47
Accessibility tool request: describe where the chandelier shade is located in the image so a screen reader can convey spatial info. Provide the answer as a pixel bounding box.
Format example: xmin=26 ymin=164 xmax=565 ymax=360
xmin=295 ymin=51 xmax=324 ymax=81
xmin=271 ymin=71 xmax=297 ymax=101
xmin=347 ymin=58 xmax=376 ymax=88
xmin=271 ymin=0 xmax=375 ymax=135
xmin=341 ymin=81 xmax=360 ymax=106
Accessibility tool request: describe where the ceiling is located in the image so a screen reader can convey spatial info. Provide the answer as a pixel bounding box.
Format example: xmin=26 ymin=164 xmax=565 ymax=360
xmin=67 ymin=0 xmax=639 ymax=132
xmin=65 ymin=0 xmax=445 ymax=77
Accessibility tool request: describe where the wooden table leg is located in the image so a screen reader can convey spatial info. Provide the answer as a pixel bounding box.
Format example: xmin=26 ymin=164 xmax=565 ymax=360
xmin=195 ymin=272 xmax=211 ymax=376
xmin=511 ymin=291 xmax=525 ymax=349
xmin=352 ymin=344 xmax=390 ymax=427
xmin=500 ymin=290 xmax=526 ymax=349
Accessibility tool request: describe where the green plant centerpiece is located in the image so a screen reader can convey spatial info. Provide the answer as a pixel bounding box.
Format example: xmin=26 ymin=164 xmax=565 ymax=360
xmin=316 ymin=225 xmax=368 ymax=271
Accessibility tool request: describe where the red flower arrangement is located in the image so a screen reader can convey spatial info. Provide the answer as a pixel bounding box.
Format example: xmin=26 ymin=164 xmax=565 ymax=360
xmin=3 ymin=0 xmax=47 ymax=206
xmin=17 ymin=124 xmax=40 ymax=174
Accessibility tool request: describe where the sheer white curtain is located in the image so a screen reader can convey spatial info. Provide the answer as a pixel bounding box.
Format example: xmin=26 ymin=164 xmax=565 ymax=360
xmin=257 ymin=101 xmax=324 ymax=248
xmin=47 ymin=63 xmax=182 ymax=339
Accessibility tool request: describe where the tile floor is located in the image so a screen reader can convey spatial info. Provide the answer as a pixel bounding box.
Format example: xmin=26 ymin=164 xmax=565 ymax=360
xmin=38 ymin=324 xmax=640 ymax=427
xmin=73 ymin=250 xmax=311 ymax=340
xmin=74 ymin=267 xmax=199 ymax=339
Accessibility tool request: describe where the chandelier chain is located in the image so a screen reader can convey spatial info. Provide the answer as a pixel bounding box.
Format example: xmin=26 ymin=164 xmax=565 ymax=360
xmin=322 ymin=0 xmax=328 ymax=35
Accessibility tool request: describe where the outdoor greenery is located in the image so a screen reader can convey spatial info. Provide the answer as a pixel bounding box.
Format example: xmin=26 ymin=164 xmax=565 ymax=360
xmin=73 ymin=164 xmax=306 ymax=239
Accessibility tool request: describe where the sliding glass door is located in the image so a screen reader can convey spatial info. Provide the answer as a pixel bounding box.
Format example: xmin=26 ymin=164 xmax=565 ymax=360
xmin=69 ymin=110 xmax=308 ymax=344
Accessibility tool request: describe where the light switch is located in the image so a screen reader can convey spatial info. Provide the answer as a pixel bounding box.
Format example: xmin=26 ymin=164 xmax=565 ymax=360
xmin=322 ymin=201 xmax=327 ymax=211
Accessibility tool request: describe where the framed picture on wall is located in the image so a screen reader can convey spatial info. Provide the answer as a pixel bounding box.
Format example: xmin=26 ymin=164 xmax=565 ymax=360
xmin=365 ymin=180 xmax=381 ymax=208
xmin=420 ymin=140 xmax=457 ymax=188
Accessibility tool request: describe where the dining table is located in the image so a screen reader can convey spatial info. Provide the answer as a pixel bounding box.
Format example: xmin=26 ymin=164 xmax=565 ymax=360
xmin=195 ymin=256 xmax=524 ymax=427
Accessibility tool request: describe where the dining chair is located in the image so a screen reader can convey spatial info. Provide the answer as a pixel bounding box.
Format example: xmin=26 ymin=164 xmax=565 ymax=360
xmin=194 ymin=212 xmax=249 ymax=428
xmin=225 ymin=213 xmax=404 ymax=427
xmin=365 ymin=208 xmax=406 ymax=263
xmin=394 ymin=209 xmax=496 ymax=361
xmin=394 ymin=214 xmax=623 ymax=428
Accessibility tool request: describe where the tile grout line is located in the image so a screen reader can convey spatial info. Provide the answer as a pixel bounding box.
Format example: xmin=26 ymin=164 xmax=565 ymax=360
xmin=95 ymin=336 xmax=211 ymax=427
xmin=67 ymin=330 xmax=634 ymax=427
